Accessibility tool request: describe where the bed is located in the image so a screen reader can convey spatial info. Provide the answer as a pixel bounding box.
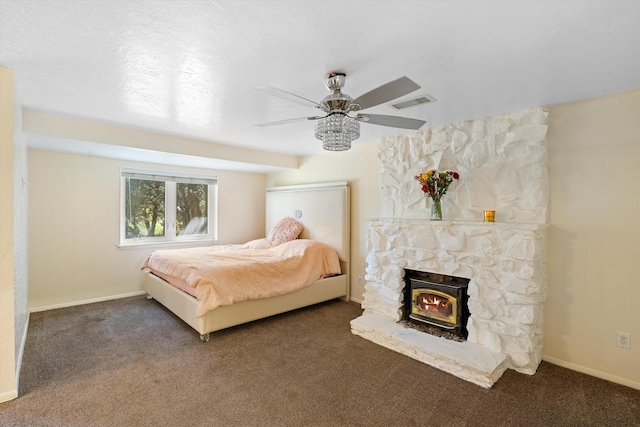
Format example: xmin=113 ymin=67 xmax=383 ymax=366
xmin=143 ymin=181 xmax=350 ymax=341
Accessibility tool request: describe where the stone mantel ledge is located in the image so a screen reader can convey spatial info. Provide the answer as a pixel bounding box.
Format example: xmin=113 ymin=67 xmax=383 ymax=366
xmin=369 ymin=218 xmax=549 ymax=231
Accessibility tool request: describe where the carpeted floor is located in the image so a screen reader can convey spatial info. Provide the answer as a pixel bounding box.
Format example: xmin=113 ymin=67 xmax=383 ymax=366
xmin=1 ymin=296 xmax=638 ymax=426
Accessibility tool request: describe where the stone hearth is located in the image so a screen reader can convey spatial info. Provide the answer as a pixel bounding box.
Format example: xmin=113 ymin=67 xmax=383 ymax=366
xmin=351 ymin=107 xmax=549 ymax=388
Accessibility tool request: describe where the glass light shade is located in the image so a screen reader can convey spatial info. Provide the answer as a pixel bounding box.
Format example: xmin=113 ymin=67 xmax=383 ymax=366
xmin=314 ymin=114 xmax=360 ymax=151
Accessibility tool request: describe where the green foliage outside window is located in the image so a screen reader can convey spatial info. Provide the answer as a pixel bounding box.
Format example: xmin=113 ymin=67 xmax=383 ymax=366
xmin=176 ymin=183 xmax=208 ymax=235
xmin=122 ymin=169 xmax=215 ymax=244
xmin=125 ymin=178 xmax=165 ymax=238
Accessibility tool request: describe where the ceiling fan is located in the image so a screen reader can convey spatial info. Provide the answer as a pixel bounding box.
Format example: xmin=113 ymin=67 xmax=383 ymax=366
xmin=256 ymin=72 xmax=427 ymax=151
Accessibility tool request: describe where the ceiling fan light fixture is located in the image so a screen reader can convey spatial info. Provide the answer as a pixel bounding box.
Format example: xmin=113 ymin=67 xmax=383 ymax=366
xmin=314 ymin=113 xmax=360 ymax=151
xmin=258 ymin=73 xmax=424 ymax=150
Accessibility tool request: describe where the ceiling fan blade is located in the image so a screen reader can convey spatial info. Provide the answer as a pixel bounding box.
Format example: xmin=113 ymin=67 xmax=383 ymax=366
xmin=350 ymin=76 xmax=421 ymax=110
xmin=354 ymin=113 xmax=426 ymax=130
xmin=255 ymin=116 xmax=325 ymax=127
xmin=256 ymin=86 xmax=324 ymax=110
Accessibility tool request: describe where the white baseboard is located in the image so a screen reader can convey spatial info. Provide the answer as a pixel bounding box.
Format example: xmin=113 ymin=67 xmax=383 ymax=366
xmin=0 ymin=389 xmax=18 ymax=404
xmin=349 ymin=296 xmax=363 ymax=305
xmin=30 ymin=291 xmax=147 ymax=313
xmin=542 ymin=355 xmax=640 ymax=391
xmin=14 ymin=311 xmax=29 ymax=397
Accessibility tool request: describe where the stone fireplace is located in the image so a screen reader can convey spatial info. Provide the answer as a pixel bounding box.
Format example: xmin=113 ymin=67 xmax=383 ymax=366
xmin=351 ymin=107 xmax=549 ymax=388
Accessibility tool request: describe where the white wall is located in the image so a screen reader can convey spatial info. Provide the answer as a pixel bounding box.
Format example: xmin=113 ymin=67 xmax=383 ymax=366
xmin=267 ymin=142 xmax=381 ymax=302
xmin=28 ymin=149 xmax=266 ymax=311
xmin=12 ymin=80 xmax=28 ymax=396
xmin=544 ymin=89 xmax=639 ymax=389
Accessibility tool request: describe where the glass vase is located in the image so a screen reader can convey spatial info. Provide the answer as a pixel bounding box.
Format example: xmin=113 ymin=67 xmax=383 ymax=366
xmin=430 ymin=199 xmax=443 ymax=221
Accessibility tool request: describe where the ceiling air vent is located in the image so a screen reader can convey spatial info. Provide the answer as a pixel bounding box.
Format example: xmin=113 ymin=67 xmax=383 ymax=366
xmin=389 ymin=94 xmax=436 ymax=110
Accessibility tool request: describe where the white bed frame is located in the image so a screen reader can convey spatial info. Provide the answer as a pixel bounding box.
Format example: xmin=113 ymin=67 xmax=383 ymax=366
xmin=144 ymin=181 xmax=350 ymax=341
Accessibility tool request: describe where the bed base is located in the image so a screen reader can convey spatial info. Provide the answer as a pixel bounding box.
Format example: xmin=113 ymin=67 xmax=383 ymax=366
xmin=144 ymin=271 xmax=348 ymax=342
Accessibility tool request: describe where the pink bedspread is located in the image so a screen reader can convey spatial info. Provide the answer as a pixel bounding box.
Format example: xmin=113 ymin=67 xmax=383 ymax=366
xmin=141 ymin=239 xmax=341 ymax=317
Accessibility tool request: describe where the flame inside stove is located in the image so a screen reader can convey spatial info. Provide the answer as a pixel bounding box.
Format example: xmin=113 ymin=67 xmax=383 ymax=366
xmin=414 ymin=292 xmax=453 ymax=318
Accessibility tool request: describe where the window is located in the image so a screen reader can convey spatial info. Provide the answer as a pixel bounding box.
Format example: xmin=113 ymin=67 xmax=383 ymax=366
xmin=120 ymin=168 xmax=217 ymax=245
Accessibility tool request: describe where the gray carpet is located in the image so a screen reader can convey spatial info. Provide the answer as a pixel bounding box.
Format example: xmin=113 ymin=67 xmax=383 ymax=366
xmin=1 ymin=296 xmax=638 ymax=426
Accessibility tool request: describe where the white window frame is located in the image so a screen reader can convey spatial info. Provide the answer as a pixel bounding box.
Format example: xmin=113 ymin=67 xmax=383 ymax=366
xmin=119 ymin=167 xmax=218 ymax=247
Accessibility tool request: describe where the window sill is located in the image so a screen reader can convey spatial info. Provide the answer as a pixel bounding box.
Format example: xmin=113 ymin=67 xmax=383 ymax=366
xmin=118 ymin=239 xmax=217 ymax=250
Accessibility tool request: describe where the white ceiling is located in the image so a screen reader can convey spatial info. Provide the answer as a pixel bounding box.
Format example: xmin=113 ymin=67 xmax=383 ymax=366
xmin=1 ymin=0 xmax=639 ymax=159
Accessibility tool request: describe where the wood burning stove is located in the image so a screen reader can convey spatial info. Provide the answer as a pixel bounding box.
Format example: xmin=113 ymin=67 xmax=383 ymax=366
xmin=403 ymin=269 xmax=470 ymax=340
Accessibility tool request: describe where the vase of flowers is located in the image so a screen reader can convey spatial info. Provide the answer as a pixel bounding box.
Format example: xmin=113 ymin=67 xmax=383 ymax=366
xmin=414 ymin=170 xmax=460 ymax=221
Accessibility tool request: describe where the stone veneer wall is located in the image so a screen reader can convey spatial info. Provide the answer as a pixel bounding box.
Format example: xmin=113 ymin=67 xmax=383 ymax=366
xmin=352 ymin=107 xmax=549 ymax=387
xmin=379 ymin=107 xmax=549 ymax=223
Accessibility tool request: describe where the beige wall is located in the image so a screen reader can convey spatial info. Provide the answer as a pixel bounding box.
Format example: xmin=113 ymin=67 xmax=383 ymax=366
xmin=23 ymin=111 xmax=297 ymax=171
xmin=28 ymin=149 xmax=266 ymax=310
xmin=0 ymin=67 xmax=17 ymax=402
xmin=545 ymin=89 xmax=639 ymax=388
xmin=266 ymin=142 xmax=381 ymax=302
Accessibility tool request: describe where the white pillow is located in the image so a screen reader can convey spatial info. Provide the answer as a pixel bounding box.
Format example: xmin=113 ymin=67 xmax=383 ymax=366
xmin=241 ymin=238 xmax=273 ymax=250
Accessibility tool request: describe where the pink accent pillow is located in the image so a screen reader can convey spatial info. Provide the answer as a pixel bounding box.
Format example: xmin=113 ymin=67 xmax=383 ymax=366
xmin=267 ymin=217 xmax=304 ymax=246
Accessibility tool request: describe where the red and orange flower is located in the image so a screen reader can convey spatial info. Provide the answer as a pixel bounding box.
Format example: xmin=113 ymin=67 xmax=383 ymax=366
xmin=414 ymin=170 xmax=459 ymax=202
